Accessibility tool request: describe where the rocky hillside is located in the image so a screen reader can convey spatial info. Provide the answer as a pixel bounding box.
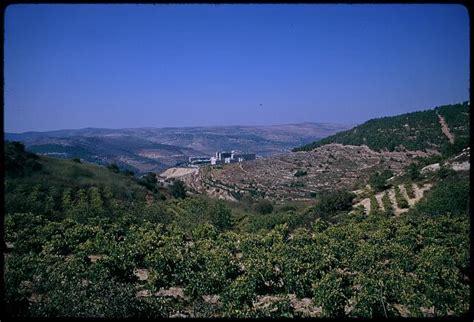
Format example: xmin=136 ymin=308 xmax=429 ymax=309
xmin=169 ymin=102 xmax=470 ymax=203
xmin=165 ymin=144 xmax=432 ymax=202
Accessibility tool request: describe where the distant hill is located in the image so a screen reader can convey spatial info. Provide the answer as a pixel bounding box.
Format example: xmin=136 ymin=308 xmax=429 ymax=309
xmin=5 ymin=122 xmax=349 ymax=174
xmin=293 ymin=102 xmax=470 ymax=155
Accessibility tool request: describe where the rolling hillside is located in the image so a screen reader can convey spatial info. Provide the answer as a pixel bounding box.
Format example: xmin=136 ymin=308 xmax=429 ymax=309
xmin=4 ymin=141 xmax=150 ymax=203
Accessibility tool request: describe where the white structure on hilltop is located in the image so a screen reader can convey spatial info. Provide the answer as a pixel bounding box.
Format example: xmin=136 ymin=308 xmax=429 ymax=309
xmin=216 ymin=150 xmax=256 ymax=164
xmin=188 ymin=156 xmax=211 ymax=166
xmin=193 ymin=150 xmax=256 ymax=167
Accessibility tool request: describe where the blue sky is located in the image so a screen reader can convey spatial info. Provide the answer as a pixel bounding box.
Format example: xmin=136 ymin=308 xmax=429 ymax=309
xmin=4 ymin=4 xmax=470 ymax=132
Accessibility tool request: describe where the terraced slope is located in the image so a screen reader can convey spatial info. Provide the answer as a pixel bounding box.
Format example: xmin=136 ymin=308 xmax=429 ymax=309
xmin=353 ymin=183 xmax=433 ymax=216
xmin=176 ymin=144 xmax=431 ymax=202
xmin=352 ymin=147 xmax=470 ymax=216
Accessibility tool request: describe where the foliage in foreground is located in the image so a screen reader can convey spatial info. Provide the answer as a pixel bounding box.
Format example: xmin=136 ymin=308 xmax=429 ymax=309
xmin=4 ymin=142 xmax=470 ymax=318
xmin=5 ymin=208 xmax=469 ymax=318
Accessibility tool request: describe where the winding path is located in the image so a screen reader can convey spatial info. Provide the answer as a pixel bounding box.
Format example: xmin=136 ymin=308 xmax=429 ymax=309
xmin=437 ymin=112 xmax=455 ymax=144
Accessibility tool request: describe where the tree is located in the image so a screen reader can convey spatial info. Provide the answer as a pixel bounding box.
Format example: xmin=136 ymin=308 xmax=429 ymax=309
xmin=254 ymin=199 xmax=274 ymax=215
xmin=294 ymin=170 xmax=307 ymax=177
xmin=211 ymin=201 xmax=233 ymax=231
xmin=369 ymin=170 xmax=393 ymax=192
xmin=169 ymin=180 xmax=186 ymax=199
xmin=138 ymin=173 xmax=158 ymax=192
xmin=314 ymin=190 xmax=355 ymax=218
xmin=88 ymin=187 xmax=105 ymax=217
xmin=107 ymin=163 xmax=120 ymax=173
xmin=415 ymin=178 xmax=469 ymax=216
xmin=4 ymin=141 xmax=41 ymax=177
xmin=122 ymin=169 xmax=135 ymax=176
xmin=406 ymin=163 xmax=421 ymax=181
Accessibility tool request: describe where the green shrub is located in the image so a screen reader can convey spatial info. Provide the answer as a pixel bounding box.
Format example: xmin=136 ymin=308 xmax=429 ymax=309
xmin=294 ymin=170 xmax=307 ymax=177
xmin=415 ymin=178 xmax=469 ymax=216
xmin=369 ymin=170 xmax=393 ymax=192
xmin=314 ymin=190 xmax=355 ymax=218
xmin=168 ymin=180 xmax=187 ymax=199
xmin=254 ymin=199 xmax=274 ymax=215
xmin=404 ymin=183 xmax=415 ymax=199
xmin=369 ymin=195 xmax=380 ymax=216
xmin=394 ymin=185 xmax=409 ymax=209
xmin=381 ymin=192 xmax=393 ymax=216
xmin=107 ymin=163 xmax=120 ymax=173
xmin=5 ymin=141 xmax=42 ymax=177
xmin=406 ymin=163 xmax=421 ymax=181
xmin=138 ymin=173 xmax=158 ymax=192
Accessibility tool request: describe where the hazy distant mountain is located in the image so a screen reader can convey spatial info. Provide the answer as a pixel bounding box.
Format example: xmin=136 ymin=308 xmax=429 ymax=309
xmin=5 ymin=122 xmax=350 ymax=174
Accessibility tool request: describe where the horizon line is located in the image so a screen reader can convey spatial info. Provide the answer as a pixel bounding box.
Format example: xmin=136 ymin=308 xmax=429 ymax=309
xmin=5 ymin=120 xmax=356 ymax=135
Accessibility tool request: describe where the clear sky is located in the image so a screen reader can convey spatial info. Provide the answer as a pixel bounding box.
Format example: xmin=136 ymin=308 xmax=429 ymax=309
xmin=4 ymin=4 xmax=470 ymax=133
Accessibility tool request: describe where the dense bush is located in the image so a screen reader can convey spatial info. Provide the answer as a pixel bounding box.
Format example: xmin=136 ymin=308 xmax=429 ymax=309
xmin=404 ymin=183 xmax=415 ymax=199
xmin=406 ymin=162 xmax=422 ymax=180
xmin=254 ymin=199 xmax=274 ymax=215
xmin=168 ymin=180 xmax=187 ymax=199
xmin=381 ymin=192 xmax=393 ymax=216
xmin=394 ymin=185 xmax=409 ymax=208
xmin=314 ymin=190 xmax=356 ymax=218
xmin=415 ymin=178 xmax=469 ymax=216
xmin=138 ymin=172 xmax=158 ymax=192
xmin=369 ymin=195 xmax=380 ymax=216
xmin=5 ymin=207 xmax=469 ymax=318
xmin=107 ymin=163 xmax=120 ymax=173
xmin=293 ymin=169 xmax=307 ymax=177
xmin=4 ymin=141 xmax=42 ymax=177
xmin=369 ymin=170 xmax=393 ymax=192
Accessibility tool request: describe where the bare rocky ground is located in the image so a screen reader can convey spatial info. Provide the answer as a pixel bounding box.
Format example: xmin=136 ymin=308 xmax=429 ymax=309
xmin=421 ymin=147 xmax=470 ymax=175
xmin=160 ymin=167 xmax=198 ymax=179
xmin=172 ymin=144 xmax=432 ymax=202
